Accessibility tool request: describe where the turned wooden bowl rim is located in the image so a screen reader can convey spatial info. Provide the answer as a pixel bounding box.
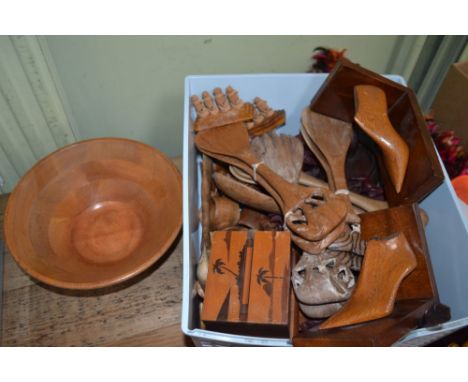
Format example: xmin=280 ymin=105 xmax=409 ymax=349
xmin=3 ymin=137 xmax=182 ymax=290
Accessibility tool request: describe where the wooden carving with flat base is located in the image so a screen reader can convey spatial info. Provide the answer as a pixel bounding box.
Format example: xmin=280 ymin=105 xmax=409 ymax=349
xmin=319 ymin=232 xmax=417 ymax=329
xmin=291 ymin=204 xmax=450 ymax=346
xmin=308 ymin=58 xmax=443 ymax=204
xmin=202 ymin=230 xmax=291 ymax=337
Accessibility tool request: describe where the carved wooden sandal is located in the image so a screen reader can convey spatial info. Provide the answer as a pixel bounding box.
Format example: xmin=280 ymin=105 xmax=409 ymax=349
xmin=354 ymin=85 xmax=409 ymax=193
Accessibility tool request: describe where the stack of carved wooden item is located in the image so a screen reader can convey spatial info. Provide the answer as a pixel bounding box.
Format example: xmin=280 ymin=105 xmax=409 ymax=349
xmin=191 ymin=59 xmax=450 ymax=346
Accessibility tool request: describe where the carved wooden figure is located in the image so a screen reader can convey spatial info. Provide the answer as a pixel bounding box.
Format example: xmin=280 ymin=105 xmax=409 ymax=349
xmin=202 ymin=231 xmax=291 ymax=336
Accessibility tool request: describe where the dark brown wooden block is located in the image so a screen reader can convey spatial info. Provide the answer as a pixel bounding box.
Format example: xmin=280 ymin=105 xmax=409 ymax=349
xmin=202 ymin=231 xmax=291 ymax=337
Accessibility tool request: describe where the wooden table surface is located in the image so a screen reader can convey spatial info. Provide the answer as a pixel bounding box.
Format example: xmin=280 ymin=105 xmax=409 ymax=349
xmin=0 ymin=158 xmax=192 ymax=346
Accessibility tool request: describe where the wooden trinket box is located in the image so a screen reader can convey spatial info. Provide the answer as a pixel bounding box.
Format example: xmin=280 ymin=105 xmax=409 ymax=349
xmin=202 ymin=231 xmax=291 ymax=337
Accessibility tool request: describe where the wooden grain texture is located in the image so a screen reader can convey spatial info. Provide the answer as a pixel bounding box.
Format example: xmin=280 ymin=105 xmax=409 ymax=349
xmin=1 ymin=157 xmax=190 ymax=346
xmin=290 ymin=204 xmax=448 ymax=346
xmin=319 ymin=233 xmax=417 ymax=329
xmin=247 ymin=110 xmax=286 ymax=137
xmin=354 ymin=85 xmax=409 ymax=194
xmin=195 ymin=123 xmax=350 ymax=252
xmin=4 ymin=138 xmax=182 ymax=290
xmin=212 ymin=172 xmax=280 ymax=214
xmin=301 ymin=108 xmax=353 ymax=191
xmin=202 ymin=231 xmax=243 ymax=324
xmin=202 ymin=231 xmax=290 ymax=336
xmin=193 ymin=101 xmax=254 ymax=132
xmin=1 ymin=239 xmax=183 ymax=346
xmin=107 ymin=323 xmax=193 ymax=347
xmin=293 ymin=299 xmax=433 ymax=347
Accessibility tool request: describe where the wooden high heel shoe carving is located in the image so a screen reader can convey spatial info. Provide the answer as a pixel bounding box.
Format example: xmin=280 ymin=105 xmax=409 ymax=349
xmin=319 ymin=232 xmax=417 ymax=330
xmin=354 ymin=85 xmax=409 ymax=193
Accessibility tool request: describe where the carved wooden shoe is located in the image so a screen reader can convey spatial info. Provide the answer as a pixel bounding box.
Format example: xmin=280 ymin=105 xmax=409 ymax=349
xmin=319 ymin=232 xmax=417 ymax=330
xmin=354 ymin=85 xmax=409 ymax=193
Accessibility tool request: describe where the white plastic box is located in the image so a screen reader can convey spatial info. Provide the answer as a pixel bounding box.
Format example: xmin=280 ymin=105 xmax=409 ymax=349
xmin=181 ymin=73 xmax=468 ymax=346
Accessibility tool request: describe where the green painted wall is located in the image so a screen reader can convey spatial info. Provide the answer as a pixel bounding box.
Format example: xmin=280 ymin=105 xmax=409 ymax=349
xmin=45 ymin=36 xmax=400 ymax=157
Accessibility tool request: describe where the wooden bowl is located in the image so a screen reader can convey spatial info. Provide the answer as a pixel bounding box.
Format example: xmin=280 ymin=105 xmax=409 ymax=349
xmin=4 ymin=138 xmax=182 ymax=290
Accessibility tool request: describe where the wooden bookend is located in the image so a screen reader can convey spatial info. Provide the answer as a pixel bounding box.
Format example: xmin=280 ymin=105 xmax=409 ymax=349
xmin=202 ymin=231 xmax=291 ymax=337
